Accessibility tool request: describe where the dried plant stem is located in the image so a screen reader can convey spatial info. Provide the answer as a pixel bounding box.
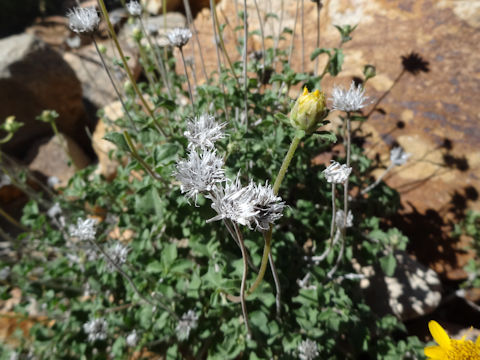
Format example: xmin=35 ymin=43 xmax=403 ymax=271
xmin=268 ymin=252 xmax=282 ymax=317
xmin=360 ymin=163 xmax=394 ymax=195
xmin=49 ymin=120 xmax=78 ymax=171
xmin=96 ymin=0 xmax=166 ymax=136
xmin=242 ymin=0 xmax=249 ymax=125
xmin=89 ymin=238 xmax=177 ymax=319
xmin=138 ymin=17 xmax=173 ymax=98
xmin=234 ymin=223 xmax=252 ymax=337
xmin=301 ymin=0 xmax=305 ymax=73
xmin=92 ymin=37 xmax=138 ymax=132
xmin=314 ymin=2 xmax=321 ymax=76
xmin=247 ymin=134 xmax=302 ymax=295
xmin=314 ymin=183 xmax=337 ymax=262
xmin=288 ymin=0 xmax=300 ymax=67
xmin=272 ymin=0 xmax=284 ymax=69
xmin=179 ymin=47 xmax=195 ymax=108
xmin=182 ymin=0 xmax=208 ymax=81
xmin=252 ymin=0 xmax=266 ymax=75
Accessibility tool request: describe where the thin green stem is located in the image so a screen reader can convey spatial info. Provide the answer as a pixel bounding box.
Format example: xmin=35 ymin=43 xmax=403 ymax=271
xmin=247 ymin=134 xmax=302 ymax=295
xmin=50 ymin=121 xmax=78 ymax=171
xmin=234 ymin=223 xmax=252 ymax=338
xmin=179 ymin=47 xmax=195 ymax=108
xmin=0 ymin=206 xmax=29 ymax=232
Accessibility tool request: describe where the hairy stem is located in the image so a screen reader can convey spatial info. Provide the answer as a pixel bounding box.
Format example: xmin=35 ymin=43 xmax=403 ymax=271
xmin=234 ymin=223 xmax=252 ymax=337
xmin=179 ymin=47 xmax=195 ymax=108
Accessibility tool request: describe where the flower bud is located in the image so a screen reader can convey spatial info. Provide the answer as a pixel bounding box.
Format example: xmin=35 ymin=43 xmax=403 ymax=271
xmin=3 ymin=116 xmax=23 ymax=133
xmin=290 ymin=87 xmax=327 ymax=134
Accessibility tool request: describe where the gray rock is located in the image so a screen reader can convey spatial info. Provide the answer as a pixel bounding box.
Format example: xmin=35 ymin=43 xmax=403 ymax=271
xmin=0 ymin=33 xmax=86 ymax=156
xmin=353 ymin=251 xmax=442 ymax=321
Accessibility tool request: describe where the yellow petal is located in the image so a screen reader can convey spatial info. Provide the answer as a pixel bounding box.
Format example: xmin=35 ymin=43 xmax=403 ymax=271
xmin=313 ymin=89 xmax=320 ymax=97
xmin=476 ymin=334 xmax=480 ymax=347
xmin=303 ymin=87 xmax=308 ymax=96
xmin=424 ymin=345 xmax=447 ymax=359
xmin=429 ymin=321 xmax=452 ymax=351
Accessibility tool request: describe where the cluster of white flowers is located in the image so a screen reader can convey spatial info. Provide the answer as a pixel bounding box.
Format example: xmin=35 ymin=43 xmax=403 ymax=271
xmin=207 ymin=178 xmax=285 ymax=231
xmin=67 ymin=7 xmax=100 ymax=34
xmin=390 ymin=146 xmax=411 ymax=166
xmin=167 ymin=28 xmax=192 ymax=48
xmin=0 ymin=173 xmax=11 ymax=187
xmin=126 ymin=329 xmax=139 ymax=347
xmin=105 ymin=243 xmax=129 ymax=272
xmin=83 ymin=318 xmax=108 ymax=343
xmin=175 ymin=114 xmax=285 ymax=231
xmin=298 ymin=339 xmax=319 ymax=360
xmin=126 ymin=1 xmax=142 ymax=17
xmin=175 ymin=310 xmax=199 ymax=341
xmin=69 ymin=217 xmax=98 ymax=241
xmin=323 ymin=161 xmax=352 ymax=184
xmin=331 ymin=81 xmax=369 ymax=112
xmin=335 ymin=209 xmax=353 ymax=229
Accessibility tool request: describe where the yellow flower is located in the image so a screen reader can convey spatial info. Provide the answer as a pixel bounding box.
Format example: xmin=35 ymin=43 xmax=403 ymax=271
xmin=425 ymin=320 xmax=480 ymax=359
xmin=290 ymin=87 xmax=327 ymax=134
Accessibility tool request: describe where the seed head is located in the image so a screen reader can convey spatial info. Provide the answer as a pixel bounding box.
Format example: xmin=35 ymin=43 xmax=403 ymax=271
xmin=175 ymin=149 xmax=226 ymax=204
xmin=184 ymin=114 xmax=226 ymax=150
xmin=167 ymin=28 xmax=192 ymax=48
xmin=126 ymin=1 xmax=142 ymax=16
xmin=126 ymin=330 xmax=139 ymax=347
xmin=105 ymin=243 xmax=129 ymax=272
xmin=331 ymin=81 xmax=369 ymax=112
xmin=335 ymin=209 xmax=353 ymax=229
xmin=323 ymin=161 xmax=352 ymax=184
xmin=83 ymin=318 xmax=108 ymax=343
xmin=390 ymin=146 xmax=411 ymax=166
xmin=67 ymin=7 xmax=100 ymax=34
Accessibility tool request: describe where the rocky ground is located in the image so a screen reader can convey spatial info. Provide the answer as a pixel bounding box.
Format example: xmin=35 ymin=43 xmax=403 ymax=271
xmin=0 ymin=0 xmax=479 ymax=348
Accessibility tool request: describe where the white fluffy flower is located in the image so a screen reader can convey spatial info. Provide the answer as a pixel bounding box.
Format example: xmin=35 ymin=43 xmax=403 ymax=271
xmin=83 ymin=318 xmax=108 ymax=342
xmin=126 ymin=329 xmax=139 ymax=347
xmin=390 ymin=146 xmax=411 ymax=166
xmin=335 ymin=209 xmax=353 ymax=229
xmin=331 ymin=81 xmax=369 ymax=112
xmin=69 ymin=217 xmax=98 ymax=241
xmin=0 ymin=173 xmax=11 ymax=187
xmin=298 ymin=339 xmax=319 ymax=360
xmin=323 ymin=161 xmax=352 ymax=184
xmin=47 ymin=176 xmax=60 ymax=188
xmin=105 ymin=243 xmax=129 ymax=272
xmin=126 ymin=1 xmax=142 ymax=16
xmin=184 ymin=114 xmax=226 ymax=150
xmin=67 ymin=7 xmax=100 ymax=34
xmin=207 ymin=177 xmax=285 ymax=231
xmin=176 ymin=310 xmax=199 ymax=341
xmin=175 ymin=149 xmax=226 ymax=203
xmin=47 ymin=202 xmax=62 ymax=219
xmin=167 ymin=28 xmax=192 ymax=48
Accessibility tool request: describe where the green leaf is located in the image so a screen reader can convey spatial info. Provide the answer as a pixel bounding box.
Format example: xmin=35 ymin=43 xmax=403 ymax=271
xmin=310 ymin=47 xmax=331 ymax=61
xmin=146 ymin=260 xmax=163 ymax=274
xmin=154 ymin=143 xmax=181 ymax=166
xmin=103 ymin=132 xmax=129 ymax=152
xmin=379 ymin=253 xmax=397 ymax=277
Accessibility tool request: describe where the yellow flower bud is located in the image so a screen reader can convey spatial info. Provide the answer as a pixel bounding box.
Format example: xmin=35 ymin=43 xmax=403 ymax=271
xmin=290 ymin=87 xmax=327 ymax=134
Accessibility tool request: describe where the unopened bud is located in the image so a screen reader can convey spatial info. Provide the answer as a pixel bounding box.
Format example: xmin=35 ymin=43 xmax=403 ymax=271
xmin=98 ymin=44 xmax=107 ymax=54
xmin=290 ymin=87 xmax=327 ymax=134
xmin=3 ymin=116 xmax=23 ymax=133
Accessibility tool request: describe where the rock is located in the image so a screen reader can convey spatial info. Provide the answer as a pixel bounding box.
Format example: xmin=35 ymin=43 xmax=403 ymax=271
xmin=26 ymin=134 xmax=91 ymax=187
xmin=141 ymin=0 xmax=213 ymax=16
xmin=190 ymin=0 xmax=480 ymax=280
xmin=63 ymin=39 xmax=141 ymax=109
xmin=353 ymin=251 xmax=442 ymax=321
xmin=92 ymin=101 xmax=124 ymax=181
xmin=0 ymin=33 xmax=86 ymax=157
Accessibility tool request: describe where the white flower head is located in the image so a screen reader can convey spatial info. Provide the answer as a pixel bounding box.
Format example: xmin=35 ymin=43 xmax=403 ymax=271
xmin=207 ymin=177 xmax=285 ymax=231
xmin=126 ymin=329 xmax=139 ymax=347
xmin=175 ymin=149 xmax=226 ymax=204
xmin=69 ymin=217 xmax=98 ymax=241
xmin=298 ymin=339 xmax=319 ymax=360
xmin=105 ymin=243 xmax=129 ymax=272
xmin=335 ymin=209 xmax=353 ymax=229
xmin=126 ymin=1 xmax=142 ymax=16
xmin=67 ymin=7 xmax=100 ymax=34
xmin=47 ymin=202 xmax=62 ymax=219
xmin=167 ymin=27 xmax=192 ymax=48
xmin=176 ymin=310 xmax=199 ymax=341
xmin=390 ymin=146 xmax=411 ymax=166
xmin=331 ymin=81 xmax=369 ymax=112
xmin=83 ymin=318 xmax=108 ymax=342
xmin=323 ymin=161 xmax=352 ymax=184
xmin=47 ymin=176 xmax=60 ymax=188
xmin=184 ymin=114 xmax=226 ymax=150
xmin=0 ymin=173 xmax=11 ymax=187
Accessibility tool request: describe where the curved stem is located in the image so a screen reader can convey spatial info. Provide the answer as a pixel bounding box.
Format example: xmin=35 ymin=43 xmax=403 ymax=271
xmin=234 ymin=223 xmax=252 ymax=337
xmin=179 ymin=47 xmax=195 ymax=108
xmin=247 ymin=134 xmax=302 ymax=295
xmin=268 ymin=251 xmax=281 ymax=317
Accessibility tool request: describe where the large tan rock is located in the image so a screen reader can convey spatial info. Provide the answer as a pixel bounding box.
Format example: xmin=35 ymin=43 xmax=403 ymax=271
xmin=190 ymin=0 xmax=480 ymax=280
xmin=0 ymin=33 xmax=86 ymax=157
xmin=27 ymin=134 xmax=91 ymax=187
